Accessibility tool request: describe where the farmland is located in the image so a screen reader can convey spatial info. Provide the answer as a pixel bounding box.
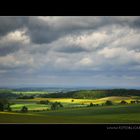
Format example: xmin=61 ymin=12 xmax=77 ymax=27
xmin=10 ymin=96 xmax=139 ymax=111
xmin=1 ymin=104 xmax=140 ymax=123
xmin=1 ymin=89 xmax=140 ymax=123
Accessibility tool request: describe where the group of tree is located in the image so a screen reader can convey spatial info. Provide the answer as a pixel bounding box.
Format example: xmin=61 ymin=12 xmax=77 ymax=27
xmin=39 ymin=91 xmax=75 ymax=98
xmin=104 ymin=100 xmax=113 ymax=106
xmin=0 ymin=99 xmax=12 ymax=111
xmin=119 ymin=100 xmax=140 ymax=104
xmin=130 ymin=100 xmax=140 ymax=104
xmin=120 ymin=100 xmax=128 ymax=104
xmin=87 ymin=103 xmax=99 ymax=107
xmin=87 ymin=100 xmax=113 ymax=107
xmin=17 ymin=95 xmax=34 ymax=99
xmin=50 ymin=102 xmax=63 ymax=110
xmin=87 ymin=99 xmax=140 ymax=107
xmin=37 ymin=100 xmax=50 ymax=105
xmin=37 ymin=89 xmax=140 ymax=99
xmin=73 ymin=89 xmax=140 ymax=99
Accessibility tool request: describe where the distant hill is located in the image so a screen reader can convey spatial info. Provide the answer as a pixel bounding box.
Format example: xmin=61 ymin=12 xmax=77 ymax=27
xmin=0 ymin=89 xmax=18 ymax=98
xmin=1 ymin=89 xmax=140 ymax=99
xmin=40 ymin=89 xmax=140 ymax=99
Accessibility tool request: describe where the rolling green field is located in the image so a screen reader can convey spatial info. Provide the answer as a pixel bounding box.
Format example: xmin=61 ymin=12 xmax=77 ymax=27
xmin=1 ymin=104 xmax=140 ymax=123
xmin=1 ymin=89 xmax=140 ymax=123
xmin=11 ymin=103 xmax=50 ymax=111
xmin=11 ymin=96 xmax=139 ymax=103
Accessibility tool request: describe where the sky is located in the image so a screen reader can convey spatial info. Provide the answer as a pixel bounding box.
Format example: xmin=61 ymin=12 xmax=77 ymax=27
xmin=0 ymin=16 xmax=140 ymax=88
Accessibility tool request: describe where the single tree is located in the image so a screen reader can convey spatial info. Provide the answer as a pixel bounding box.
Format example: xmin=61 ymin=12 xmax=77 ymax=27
xmin=8 ymin=103 xmax=12 ymax=111
xmin=0 ymin=103 xmax=4 ymax=111
xmin=105 ymin=100 xmax=113 ymax=106
xmin=0 ymin=99 xmax=9 ymax=111
xmin=89 ymin=102 xmax=94 ymax=107
xmin=21 ymin=106 xmax=28 ymax=113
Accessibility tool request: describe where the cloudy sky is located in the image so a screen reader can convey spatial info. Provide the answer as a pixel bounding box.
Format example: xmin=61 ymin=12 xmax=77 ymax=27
xmin=0 ymin=16 xmax=140 ymax=88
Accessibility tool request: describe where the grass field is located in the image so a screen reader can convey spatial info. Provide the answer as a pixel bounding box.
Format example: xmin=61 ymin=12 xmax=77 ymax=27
xmin=1 ymin=104 xmax=140 ymax=123
xmin=11 ymin=96 xmax=139 ymax=105
xmin=0 ymin=96 xmax=140 ymax=123
xmin=10 ymin=96 xmax=140 ymax=111
xmin=11 ymin=103 xmax=50 ymax=111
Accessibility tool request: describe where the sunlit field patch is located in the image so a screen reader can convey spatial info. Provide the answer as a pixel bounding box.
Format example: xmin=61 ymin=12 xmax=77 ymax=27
xmin=11 ymin=103 xmax=49 ymax=111
xmin=8 ymin=96 xmax=140 ymax=115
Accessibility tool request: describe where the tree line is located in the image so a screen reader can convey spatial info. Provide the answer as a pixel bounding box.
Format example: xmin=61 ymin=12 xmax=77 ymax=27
xmin=38 ymin=89 xmax=140 ymax=99
xmin=1 ymin=89 xmax=140 ymax=99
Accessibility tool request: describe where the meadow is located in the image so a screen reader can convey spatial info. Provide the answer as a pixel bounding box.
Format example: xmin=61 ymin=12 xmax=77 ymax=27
xmin=1 ymin=104 xmax=140 ymax=123
xmin=1 ymin=89 xmax=140 ymax=123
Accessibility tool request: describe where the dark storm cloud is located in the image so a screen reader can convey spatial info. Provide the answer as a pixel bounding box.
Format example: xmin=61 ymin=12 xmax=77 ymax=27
xmin=26 ymin=28 xmax=61 ymax=44
xmin=25 ymin=16 xmax=140 ymax=44
xmin=0 ymin=16 xmax=140 ymax=87
xmin=0 ymin=16 xmax=28 ymax=36
xmin=1 ymin=16 xmax=140 ymax=45
xmin=26 ymin=17 xmax=105 ymax=44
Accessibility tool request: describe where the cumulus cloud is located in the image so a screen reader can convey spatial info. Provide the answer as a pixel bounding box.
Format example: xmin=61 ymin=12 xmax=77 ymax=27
xmin=0 ymin=16 xmax=140 ymax=87
xmin=0 ymin=28 xmax=30 ymax=56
